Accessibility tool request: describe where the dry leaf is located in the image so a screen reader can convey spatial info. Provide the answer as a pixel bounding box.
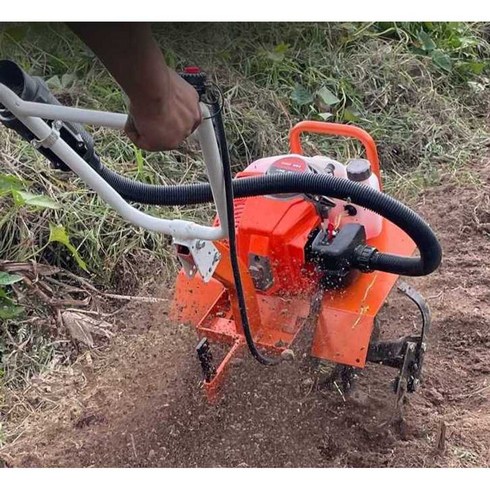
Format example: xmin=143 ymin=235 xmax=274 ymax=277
xmin=62 ymin=310 xmax=114 ymax=347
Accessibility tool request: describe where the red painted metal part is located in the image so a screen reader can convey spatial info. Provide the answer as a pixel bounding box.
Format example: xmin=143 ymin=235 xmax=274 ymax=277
xmin=204 ymin=339 xmax=245 ymax=403
xmin=312 ymin=219 xmax=415 ymax=366
xmin=170 ymin=122 xmax=415 ymax=400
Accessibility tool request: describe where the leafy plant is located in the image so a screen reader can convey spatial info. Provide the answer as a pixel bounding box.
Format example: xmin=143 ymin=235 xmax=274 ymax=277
xmin=290 ymin=82 xmax=361 ymax=124
xmin=317 ymin=86 xmax=340 ymax=107
xmin=264 ymin=42 xmax=290 ymax=63
xmin=46 ymin=73 xmax=78 ymax=90
xmin=0 ymin=174 xmax=25 ymax=195
xmin=0 ymin=173 xmax=58 ymax=209
xmin=0 ymin=173 xmax=86 ymax=273
xmin=290 ymin=84 xmax=314 ymax=106
xmin=48 ymin=224 xmax=88 ymax=271
xmin=0 ymin=272 xmax=24 ymax=320
xmin=370 ymin=22 xmax=489 ymax=79
xmin=11 ymin=190 xmax=59 ymax=209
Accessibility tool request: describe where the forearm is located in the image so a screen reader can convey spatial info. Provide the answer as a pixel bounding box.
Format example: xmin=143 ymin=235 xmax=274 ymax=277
xmin=70 ymin=23 xmax=170 ymax=108
xmin=70 ymin=22 xmax=201 ymax=151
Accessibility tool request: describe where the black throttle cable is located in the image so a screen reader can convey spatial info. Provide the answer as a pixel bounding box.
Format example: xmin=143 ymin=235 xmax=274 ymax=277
xmin=212 ymin=101 xmax=281 ymax=366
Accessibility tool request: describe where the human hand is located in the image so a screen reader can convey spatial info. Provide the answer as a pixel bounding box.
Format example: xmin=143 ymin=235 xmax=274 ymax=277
xmin=125 ymin=69 xmax=202 ymax=151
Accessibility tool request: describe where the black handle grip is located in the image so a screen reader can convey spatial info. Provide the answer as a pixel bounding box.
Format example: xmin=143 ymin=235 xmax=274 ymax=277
xmin=0 ymin=59 xmax=100 ymax=172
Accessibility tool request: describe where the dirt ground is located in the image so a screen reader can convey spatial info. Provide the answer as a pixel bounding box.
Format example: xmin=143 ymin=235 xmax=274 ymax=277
xmin=1 ymin=165 xmax=489 ymax=468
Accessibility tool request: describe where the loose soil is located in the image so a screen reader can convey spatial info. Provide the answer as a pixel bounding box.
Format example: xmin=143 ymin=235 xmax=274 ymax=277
xmin=1 ymin=166 xmax=489 ymax=468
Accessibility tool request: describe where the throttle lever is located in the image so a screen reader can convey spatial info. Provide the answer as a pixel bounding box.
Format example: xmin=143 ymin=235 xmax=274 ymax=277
xmin=179 ymin=66 xmax=207 ymax=98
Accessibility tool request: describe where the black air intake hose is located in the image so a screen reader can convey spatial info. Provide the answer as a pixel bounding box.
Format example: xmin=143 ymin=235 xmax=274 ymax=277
xmin=97 ymin=167 xmax=441 ymax=277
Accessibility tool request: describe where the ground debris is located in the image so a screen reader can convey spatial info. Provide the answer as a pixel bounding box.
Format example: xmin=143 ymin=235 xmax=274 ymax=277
xmin=435 ymin=420 xmax=447 ymax=454
xmin=62 ymin=311 xmax=114 ymax=348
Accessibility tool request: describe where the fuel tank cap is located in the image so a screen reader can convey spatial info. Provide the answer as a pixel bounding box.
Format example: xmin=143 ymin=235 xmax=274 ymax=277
xmin=266 ymin=156 xmax=310 ymax=175
xmin=266 ymin=156 xmax=312 ymax=199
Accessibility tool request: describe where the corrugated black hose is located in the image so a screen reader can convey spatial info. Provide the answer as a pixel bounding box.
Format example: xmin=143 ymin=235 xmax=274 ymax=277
xmin=98 ymin=167 xmax=442 ymax=277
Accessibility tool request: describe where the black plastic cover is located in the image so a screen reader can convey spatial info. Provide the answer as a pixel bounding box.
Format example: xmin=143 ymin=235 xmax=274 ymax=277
xmin=307 ymin=223 xmax=367 ymax=289
xmin=0 ymin=60 xmax=100 ymax=172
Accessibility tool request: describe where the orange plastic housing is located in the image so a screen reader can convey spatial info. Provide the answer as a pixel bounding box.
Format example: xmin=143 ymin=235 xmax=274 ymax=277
xmin=171 ymin=122 xmax=416 ymax=401
xmin=226 ymin=194 xmax=320 ymax=295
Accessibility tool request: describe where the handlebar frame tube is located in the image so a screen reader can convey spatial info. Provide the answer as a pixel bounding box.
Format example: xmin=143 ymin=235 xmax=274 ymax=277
xmin=0 ymin=83 xmax=228 ymax=241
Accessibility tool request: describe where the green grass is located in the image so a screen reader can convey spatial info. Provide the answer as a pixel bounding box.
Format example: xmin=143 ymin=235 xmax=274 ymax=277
xmin=0 ymin=21 xmax=489 ymax=387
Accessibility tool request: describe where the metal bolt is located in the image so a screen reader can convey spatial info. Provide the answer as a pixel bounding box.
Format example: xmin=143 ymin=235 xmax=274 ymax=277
xmin=196 ymin=240 xmax=206 ymax=250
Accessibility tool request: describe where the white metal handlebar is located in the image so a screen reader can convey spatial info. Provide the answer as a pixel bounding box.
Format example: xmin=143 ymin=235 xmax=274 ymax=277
xmin=0 ymin=83 xmax=228 ymax=241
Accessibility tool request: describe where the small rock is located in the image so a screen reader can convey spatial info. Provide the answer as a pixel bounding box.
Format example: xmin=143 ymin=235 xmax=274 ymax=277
xmin=74 ymin=413 xmax=105 ymax=429
xmin=348 ymin=389 xmax=370 ymax=407
xmin=281 ymin=349 xmax=295 ymax=361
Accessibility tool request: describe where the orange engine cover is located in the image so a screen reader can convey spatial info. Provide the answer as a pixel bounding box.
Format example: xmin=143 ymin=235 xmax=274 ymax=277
xmin=215 ymin=170 xmax=321 ymax=296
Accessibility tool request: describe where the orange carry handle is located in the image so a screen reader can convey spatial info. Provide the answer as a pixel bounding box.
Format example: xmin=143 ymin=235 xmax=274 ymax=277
xmin=289 ymin=121 xmax=382 ymax=188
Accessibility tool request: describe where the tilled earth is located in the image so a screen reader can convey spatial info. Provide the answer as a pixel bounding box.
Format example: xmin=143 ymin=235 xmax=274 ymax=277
xmin=1 ymin=166 xmax=489 ymax=468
